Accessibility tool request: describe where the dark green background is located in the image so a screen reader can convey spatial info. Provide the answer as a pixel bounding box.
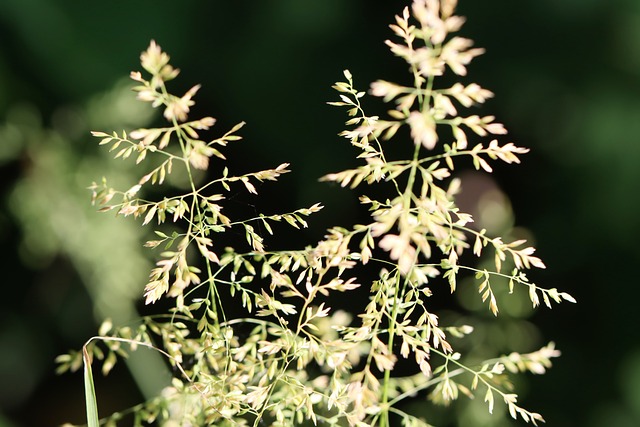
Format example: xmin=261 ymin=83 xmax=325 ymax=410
xmin=1 ymin=1 xmax=639 ymax=426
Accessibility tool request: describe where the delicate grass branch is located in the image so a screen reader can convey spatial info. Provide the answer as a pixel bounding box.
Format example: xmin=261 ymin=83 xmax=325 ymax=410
xmin=59 ymin=2 xmax=573 ymax=426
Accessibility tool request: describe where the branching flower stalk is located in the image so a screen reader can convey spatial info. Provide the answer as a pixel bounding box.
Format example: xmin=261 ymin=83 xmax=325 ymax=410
xmin=57 ymin=1 xmax=575 ymax=426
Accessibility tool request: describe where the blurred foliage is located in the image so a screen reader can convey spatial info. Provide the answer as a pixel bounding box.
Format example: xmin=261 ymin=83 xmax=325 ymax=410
xmin=1 ymin=0 xmax=639 ymax=426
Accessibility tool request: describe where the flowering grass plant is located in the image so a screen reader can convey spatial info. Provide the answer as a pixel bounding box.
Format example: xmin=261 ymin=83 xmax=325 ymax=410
xmin=57 ymin=1 xmax=574 ymax=426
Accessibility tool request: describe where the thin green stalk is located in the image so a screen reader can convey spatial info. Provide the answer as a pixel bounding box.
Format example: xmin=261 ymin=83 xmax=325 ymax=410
xmin=380 ymin=139 xmax=423 ymax=427
xmin=379 ymin=273 xmax=402 ymax=427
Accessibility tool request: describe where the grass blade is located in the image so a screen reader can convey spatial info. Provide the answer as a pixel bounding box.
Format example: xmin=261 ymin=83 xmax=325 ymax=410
xmin=83 ymin=345 xmax=100 ymax=427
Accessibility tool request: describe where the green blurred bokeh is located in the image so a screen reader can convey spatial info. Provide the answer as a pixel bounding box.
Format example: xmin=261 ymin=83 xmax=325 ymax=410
xmin=1 ymin=1 xmax=639 ymax=426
